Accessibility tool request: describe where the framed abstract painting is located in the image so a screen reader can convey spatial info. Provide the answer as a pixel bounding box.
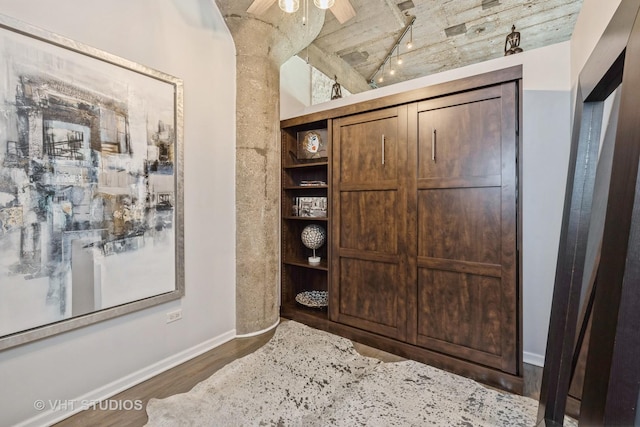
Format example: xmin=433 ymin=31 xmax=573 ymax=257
xmin=0 ymin=14 xmax=184 ymax=350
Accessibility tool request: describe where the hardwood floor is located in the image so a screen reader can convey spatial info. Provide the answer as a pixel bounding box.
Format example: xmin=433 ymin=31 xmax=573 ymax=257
xmin=54 ymin=329 xmax=276 ymax=427
xmin=53 ymin=320 xmax=542 ymax=426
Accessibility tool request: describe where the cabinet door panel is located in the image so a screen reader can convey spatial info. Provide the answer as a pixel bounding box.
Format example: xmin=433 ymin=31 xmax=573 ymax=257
xmin=339 ymin=258 xmax=400 ymax=331
xmin=409 ymin=82 xmax=518 ymax=375
xmin=417 ymin=93 xmax=502 ymax=182
xmin=416 ymin=269 xmax=504 ymax=369
xmin=418 ymin=187 xmax=501 ymax=264
xmin=340 ymin=191 xmax=398 ymax=254
xmin=331 ymin=106 xmax=408 ymax=341
xmin=339 ymin=116 xmax=398 ymax=185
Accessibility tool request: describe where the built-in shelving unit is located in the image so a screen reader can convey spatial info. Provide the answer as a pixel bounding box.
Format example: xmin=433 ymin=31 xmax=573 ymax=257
xmin=280 ymin=120 xmax=331 ymax=321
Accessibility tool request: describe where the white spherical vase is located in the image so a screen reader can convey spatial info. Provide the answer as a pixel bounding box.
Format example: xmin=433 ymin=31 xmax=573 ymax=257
xmin=301 ymin=224 xmax=326 ymax=265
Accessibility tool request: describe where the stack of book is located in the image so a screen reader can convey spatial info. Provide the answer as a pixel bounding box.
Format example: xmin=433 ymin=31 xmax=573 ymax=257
xmin=299 ymin=180 xmax=326 ymax=187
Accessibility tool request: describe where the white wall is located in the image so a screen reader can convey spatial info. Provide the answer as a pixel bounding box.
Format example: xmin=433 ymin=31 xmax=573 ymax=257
xmin=281 ymin=56 xmax=312 ymax=118
xmin=570 ymin=0 xmax=622 ymax=85
xmin=0 ymin=1 xmax=236 ymax=426
xmin=281 ymin=42 xmax=573 ymax=367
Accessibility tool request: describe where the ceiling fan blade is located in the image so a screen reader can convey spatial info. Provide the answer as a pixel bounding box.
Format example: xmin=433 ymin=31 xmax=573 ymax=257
xmin=330 ymin=0 xmax=356 ymax=24
xmin=247 ymin=0 xmax=277 ymax=15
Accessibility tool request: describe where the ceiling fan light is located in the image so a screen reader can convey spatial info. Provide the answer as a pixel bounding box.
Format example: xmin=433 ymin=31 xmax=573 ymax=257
xmin=313 ymin=0 xmax=335 ymax=10
xmin=279 ymin=0 xmax=300 ymax=13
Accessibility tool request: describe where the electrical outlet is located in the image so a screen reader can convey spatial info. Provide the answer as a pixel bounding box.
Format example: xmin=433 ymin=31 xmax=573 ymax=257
xmin=166 ymin=309 xmax=182 ymax=323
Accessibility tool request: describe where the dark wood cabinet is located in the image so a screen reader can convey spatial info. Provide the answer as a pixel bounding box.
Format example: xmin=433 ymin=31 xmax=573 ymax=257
xmin=330 ymin=106 xmax=409 ymax=341
xmin=281 ymin=66 xmax=523 ymax=392
xmin=410 ymin=83 xmax=518 ymax=374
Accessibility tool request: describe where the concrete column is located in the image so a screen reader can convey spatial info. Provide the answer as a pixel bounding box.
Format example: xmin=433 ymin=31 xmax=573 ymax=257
xmin=215 ymin=1 xmax=324 ymax=334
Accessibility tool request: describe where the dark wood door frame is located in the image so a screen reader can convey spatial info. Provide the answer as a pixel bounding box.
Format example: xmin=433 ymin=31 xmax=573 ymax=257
xmin=538 ymin=1 xmax=640 ymax=425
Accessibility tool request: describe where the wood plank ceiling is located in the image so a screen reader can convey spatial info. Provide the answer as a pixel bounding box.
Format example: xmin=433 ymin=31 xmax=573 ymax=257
xmin=306 ymin=0 xmax=583 ymax=91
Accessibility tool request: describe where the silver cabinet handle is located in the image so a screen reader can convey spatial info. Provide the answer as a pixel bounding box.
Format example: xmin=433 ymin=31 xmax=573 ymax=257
xmin=382 ymin=134 xmax=385 ymax=165
xmin=432 ymin=128 xmax=436 ymax=161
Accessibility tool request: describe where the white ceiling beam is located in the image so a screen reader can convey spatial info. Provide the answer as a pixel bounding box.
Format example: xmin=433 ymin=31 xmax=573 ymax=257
xmin=304 ymin=42 xmax=372 ymax=93
xmin=330 ymin=0 xmax=357 ymax=24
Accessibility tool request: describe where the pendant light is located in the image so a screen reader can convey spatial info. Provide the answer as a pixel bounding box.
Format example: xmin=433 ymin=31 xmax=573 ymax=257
xmin=313 ymin=0 xmax=335 ymax=9
xmin=406 ymin=23 xmax=414 ymax=49
xmin=279 ymin=0 xmax=300 ymax=13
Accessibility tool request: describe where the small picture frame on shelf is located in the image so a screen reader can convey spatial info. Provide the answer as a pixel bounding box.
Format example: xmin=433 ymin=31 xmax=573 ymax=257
xmin=297 ymin=129 xmax=328 ymax=160
xmin=295 ymin=197 xmax=327 ymax=218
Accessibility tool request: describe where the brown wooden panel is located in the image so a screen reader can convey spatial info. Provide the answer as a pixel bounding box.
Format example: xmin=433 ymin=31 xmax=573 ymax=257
xmin=417 ymin=97 xmax=502 ymax=180
xmin=416 ymin=85 xmax=502 ymax=112
xmin=417 ymin=257 xmax=501 ymax=277
xmin=416 ymin=268 xmax=503 ymax=369
xmin=338 ymin=258 xmax=400 ymax=333
xmin=339 ymin=115 xmax=398 ymax=184
xmin=498 ymin=82 xmax=519 ymax=375
xmin=417 ymin=175 xmax=501 ymax=189
xmin=405 ymin=102 xmax=419 ymax=345
xmin=339 ymin=248 xmax=398 ymax=264
xmin=417 ymin=187 xmax=501 ymax=264
xmin=339 ymin=181 xmax=398 ymax=192
xmin=339 ymin=190 xmax=398 ymax=254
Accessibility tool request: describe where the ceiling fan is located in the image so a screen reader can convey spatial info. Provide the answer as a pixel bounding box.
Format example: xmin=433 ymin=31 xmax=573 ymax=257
xmin=247 ymin=0 xmax=356 ymax=24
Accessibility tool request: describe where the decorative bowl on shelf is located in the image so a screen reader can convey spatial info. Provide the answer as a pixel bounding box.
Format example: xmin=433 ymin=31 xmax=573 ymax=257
xmin=295 ymin=290 xmax=328 ymax=308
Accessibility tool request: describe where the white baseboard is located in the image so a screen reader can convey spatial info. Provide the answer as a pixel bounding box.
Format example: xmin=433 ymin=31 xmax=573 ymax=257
xmin=16 ymin=329 xmax=236 ymax=427
xmin=523 ymin=351 xmax=545 ymax=367
xmin=236 ymin=318 xmax=280 ymax=338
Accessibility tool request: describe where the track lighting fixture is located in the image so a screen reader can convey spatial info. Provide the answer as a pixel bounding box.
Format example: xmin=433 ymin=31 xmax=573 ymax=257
xmin=369 ymin=16 xmax=416 ymax=87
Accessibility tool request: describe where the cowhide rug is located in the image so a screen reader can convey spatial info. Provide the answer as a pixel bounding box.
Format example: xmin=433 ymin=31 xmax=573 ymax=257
xmin=145 ymin=321 xmax=575 ymax=426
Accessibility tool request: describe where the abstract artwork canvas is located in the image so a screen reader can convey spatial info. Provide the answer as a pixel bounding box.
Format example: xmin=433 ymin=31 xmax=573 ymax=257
xmin=0 ymin=15 xmax=184 ymax=349
xmin=297 ymin=129 xmax=328 ymax=160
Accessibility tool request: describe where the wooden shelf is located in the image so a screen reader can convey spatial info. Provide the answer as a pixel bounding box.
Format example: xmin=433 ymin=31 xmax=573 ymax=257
xmin=283 ymin=216 xmax=328 ymax=221
xmin=281 ymin=302 xmax=328 ymax=322
xmin=283 ymin=161 xmax=328 ymax=169
xmin=283 ymin=185 xmax=328 ymax=190
xmin=283 ymin=258 xmax=329 ymax=271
